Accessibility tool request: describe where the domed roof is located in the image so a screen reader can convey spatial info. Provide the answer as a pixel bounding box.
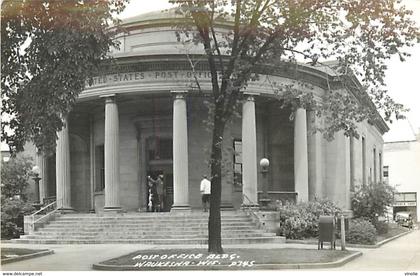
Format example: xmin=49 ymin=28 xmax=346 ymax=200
xmin=121 ymin=8 xmax=182 ymax=26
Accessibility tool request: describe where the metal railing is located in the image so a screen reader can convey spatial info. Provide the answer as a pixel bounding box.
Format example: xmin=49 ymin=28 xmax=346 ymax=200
xmin=241 ymin=194 xmax=263 ymax=229
xmin=26 ymin=200 xmax=59 ymax=234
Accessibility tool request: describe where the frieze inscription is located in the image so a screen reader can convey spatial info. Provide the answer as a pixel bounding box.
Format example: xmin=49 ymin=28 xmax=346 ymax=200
xmin=87 ymin=71 xmax=213 ymax=88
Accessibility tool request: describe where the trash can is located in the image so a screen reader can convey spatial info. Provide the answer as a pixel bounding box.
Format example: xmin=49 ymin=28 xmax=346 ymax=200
xmin=318 ymin=215 xmax=336 ymax=250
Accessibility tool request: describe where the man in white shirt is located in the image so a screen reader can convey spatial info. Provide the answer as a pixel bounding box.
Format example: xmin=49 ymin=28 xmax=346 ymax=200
xmin=200 ymin=175 xmax=211 ymax=212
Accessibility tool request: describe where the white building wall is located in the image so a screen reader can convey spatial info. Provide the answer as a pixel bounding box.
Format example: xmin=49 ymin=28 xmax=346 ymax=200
xmin=384 ymin=133 xmax=420 ymax=221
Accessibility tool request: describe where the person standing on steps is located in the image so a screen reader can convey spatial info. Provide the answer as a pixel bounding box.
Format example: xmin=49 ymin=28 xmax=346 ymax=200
xmin=200 ymin=175 xmax=211 ymax=212
xmin=156 ymin=174 xmax=164 ymax=212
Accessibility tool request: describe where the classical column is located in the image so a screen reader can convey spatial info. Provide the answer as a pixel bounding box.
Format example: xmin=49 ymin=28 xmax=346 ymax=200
xmin=104 ymin=95 xmax=121 ymax=212
xmin=242 ymin=95 xmax=258 ymax=206
xmin=36 ymin=152 xmax=48 ymax=204
xmin=307 ymin=111 xmax=323 ymax=200
xmin=171 ymin=90 xmax=190 ymax=211
xmin=56 ymin=117 xmax=73 ymax=211
xmin=294 ymin=108 xmax=309 ymax=202
xmin=89 ymin=115 xmax=95 ymax=212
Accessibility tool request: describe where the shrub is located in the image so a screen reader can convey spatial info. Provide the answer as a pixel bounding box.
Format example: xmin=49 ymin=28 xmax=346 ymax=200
xmin=346 ymin=218 xmax=377 ymax=245
xmin=375 ymin=221 xmax=389 ymax=235
xmin=1 ymin=196 xmax=34 ymax=239
xmin=1 ymin=156 xmax=35 ymax=239
xmin=352 ymin=183 xmax=395 ymax=228
xmin=276 ymin=198 xmax=341 ymax=240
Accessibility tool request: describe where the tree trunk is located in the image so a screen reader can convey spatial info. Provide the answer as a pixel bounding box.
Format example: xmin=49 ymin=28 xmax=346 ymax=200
xmin=208 ymin=110 xmax=226 ymax=253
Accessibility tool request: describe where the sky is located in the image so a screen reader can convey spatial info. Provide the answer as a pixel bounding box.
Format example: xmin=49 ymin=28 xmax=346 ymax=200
xmin=118 ymin=0 xmax=420 ymax=142
xmin=1 ymin=0 xmax=419 ymax=151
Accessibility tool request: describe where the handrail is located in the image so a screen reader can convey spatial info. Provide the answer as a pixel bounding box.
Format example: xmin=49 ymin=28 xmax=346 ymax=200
xmin=241 ymin=194 xmax=263 ymax=229
xmin=30 ymin=201 xmax=57 ymax=217
xmin=27 ymin=200 xmax=59 ymax=234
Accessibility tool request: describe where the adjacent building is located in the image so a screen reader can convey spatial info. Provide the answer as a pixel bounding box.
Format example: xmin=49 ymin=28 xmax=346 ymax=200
xmin=384 ymin=121 xmax=420 ymax=222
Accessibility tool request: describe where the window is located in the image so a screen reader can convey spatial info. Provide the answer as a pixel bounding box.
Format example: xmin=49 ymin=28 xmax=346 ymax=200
xmin=233 ymin=139 xmax=242 ymax=189
xmin=379 ymin=152 xmax=383 ymax=182
xmin=148 ymin=137 xmax=172 ymax=161
xmin=383 ymin=166 xmax=389 ymax=178
xmin=350 ymin=135 xmax=355 ymax=192
xmin=95 ymin=145 xmax=105 ymax=192
xmin=373 ymin=147 xmax=377 ymax=184
xmin=362 ymin=137 xmax=366 ymax=186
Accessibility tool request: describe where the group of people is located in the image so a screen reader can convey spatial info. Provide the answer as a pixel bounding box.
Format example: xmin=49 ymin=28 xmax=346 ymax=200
xmin=146 ymin=174 xmax=212 ymax=212
xmin=147 ymin=174 xmax=164 ymax=212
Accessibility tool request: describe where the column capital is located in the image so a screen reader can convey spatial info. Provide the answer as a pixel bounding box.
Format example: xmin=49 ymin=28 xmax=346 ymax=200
xmin=171 ymin=90 xmax=188 ymax=99
xmin=100 ymin=94 xmax=117 ymax=103
xmin=243 ymin=94 xmax=255 ymax=102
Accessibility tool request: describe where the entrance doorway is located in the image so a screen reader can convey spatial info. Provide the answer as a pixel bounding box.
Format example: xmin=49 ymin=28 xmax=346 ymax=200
xmin=146 ymin=169 xmax=173 ymax=212
xmin=146 ymin=136 xmax=173 ymax=212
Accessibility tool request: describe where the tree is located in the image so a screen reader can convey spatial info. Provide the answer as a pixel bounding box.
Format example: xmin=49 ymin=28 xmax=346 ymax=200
xmin=170 ymin=0 xmax=419 ymax=253
xmin=1 ymin=0 xmax=126 ymax=155
xmin=352 ymin=182 xmax=395 ymax=227
xmin=1 ymin=156 xmax=35 ymax=239
xmin=1 ymin=155 xmax=33 ymax=201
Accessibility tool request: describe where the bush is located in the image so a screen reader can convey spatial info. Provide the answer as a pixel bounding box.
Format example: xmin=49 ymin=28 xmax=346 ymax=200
xmin=375 ymin=221 xmax=389 ymax=235
xmin=1 ymin=156 xmax=35 ymax=239
xmin=1 ymin=196 xmax=34 ymax=239
xmin=276 ymin=198 xmax=341 ymax=240
xmin=352 ymin=183 xmax=395 ymax=229
xmin=346 ymin=218 xmax=377 ymax=245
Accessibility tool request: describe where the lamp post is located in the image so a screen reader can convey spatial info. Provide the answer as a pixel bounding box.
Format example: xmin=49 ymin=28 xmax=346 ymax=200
xmin=259 ymin=158 xmax=270 ymax=208
xmin=31 ymin=166 xmax=41 ymax=208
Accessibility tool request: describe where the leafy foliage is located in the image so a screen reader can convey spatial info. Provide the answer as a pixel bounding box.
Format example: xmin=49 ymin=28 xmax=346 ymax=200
xmin=1 ymin=156 xmax=35 ymax=239
xmin=1 ymin=196 xmax=34 ymax=239
xmin=276 ymin=198 xmax=341 ymax=239
xmin=346 ymin=218 xmax=377 ymax=245
xmin=351 ymin=182 xmax=395 ymax=227
xmin=1 ymin=0 xmax=126 ymax=154
xmin=170 ymin=0 xmax=419 ymax=252
xmin=1 ymin=155 xmax=34 ymax=201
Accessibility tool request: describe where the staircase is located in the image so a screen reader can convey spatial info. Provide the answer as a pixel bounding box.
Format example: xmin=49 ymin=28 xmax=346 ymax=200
xmin=11 ymin=211 xmax=285 ymax=244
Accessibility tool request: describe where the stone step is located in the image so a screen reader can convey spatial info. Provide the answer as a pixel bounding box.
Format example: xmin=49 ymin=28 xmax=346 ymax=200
xmin=39 ymin=224 xmax=258 ymax=232
xmin=17 ymin=211 xmax=283 ymax=246
xmin=49 ymin=218 xmax=253 ymax=223
xmin=21 ymin=232 xmax=275 ymax=240
xmin=52 ymin=216 xmax=246 ymax=221
xmin=35 ymin=228 xmax=265 ymax=235
xmin=58 ymin=212 xmax=242 ymax=218
xmin=11 ymin=236 xmax=285 ymax=245
xmin=46 ymin=221 xmax=253 ymax=229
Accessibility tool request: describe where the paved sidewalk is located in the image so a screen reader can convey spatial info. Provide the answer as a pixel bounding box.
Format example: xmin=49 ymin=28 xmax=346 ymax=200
xmin=324 ymin=229 xmax=420 ymax=270
xmin=1 ymin=242 xmax=315 ymax=271
xmin=1 ymin=229 xmax=419 ymax=271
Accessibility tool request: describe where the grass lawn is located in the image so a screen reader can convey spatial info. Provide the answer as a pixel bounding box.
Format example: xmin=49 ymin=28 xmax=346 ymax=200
xmin=377 ymin=223 xmax=409 ymax=242
xmin=100 ymin=248 xmax=355 ymax=269
xmin=1 ymin=248 xmax=46 ymax=260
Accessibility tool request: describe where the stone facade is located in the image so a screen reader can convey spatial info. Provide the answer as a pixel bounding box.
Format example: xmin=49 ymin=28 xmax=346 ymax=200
xmin=22 ymin=10 xmax=388 ymax=213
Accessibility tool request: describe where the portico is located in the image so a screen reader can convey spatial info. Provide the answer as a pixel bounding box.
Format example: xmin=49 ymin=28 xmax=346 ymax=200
xmin=51 ymin=88 xmax=318 ymax=213
xmin=44 ymin=9 xmax=387 ymax=214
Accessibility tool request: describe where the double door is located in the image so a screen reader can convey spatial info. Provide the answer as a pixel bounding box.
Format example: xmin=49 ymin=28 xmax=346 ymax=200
xmin=147 ymin=164 xmax=173 ymax=212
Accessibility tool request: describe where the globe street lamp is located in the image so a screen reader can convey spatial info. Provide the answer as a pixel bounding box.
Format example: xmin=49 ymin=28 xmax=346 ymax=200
xmin=259 ymin=158 xmax=271 ymax=208
xmin=31 ymin=165 xmax=41 ymax=207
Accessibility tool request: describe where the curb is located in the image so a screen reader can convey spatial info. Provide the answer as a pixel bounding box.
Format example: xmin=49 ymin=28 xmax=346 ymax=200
xmin=92 ymin=251 xmax=362 ymax=271
xmin=1 ymin=249 xmax=54 ymax=264
xmin=286 ymin=229 xmax=413 ymax=249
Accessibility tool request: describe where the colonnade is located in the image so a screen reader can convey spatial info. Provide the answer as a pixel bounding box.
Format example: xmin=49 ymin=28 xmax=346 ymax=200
xmin=52 ymin=91 xmax=314 ymax=211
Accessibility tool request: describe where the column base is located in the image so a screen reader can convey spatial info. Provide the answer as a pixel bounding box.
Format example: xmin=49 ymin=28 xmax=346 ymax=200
xmin=170 ymin=206 xmax=191 ymax=213
xmin=220 ymin=203 xmax=235 ymax=210
xmin=58 ymin=207 xmax=75 ymax=214
xmin=241 ymin=204 xmax=259 ymax=211
xmin=103 ymin=206 xmax=123 ymax=213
